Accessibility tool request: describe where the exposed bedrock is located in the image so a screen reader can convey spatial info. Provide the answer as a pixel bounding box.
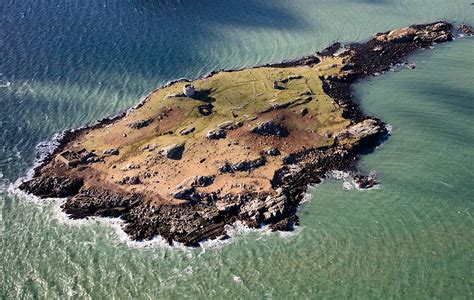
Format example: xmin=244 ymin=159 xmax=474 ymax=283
xmin=19 ymin=175 xmax=84 ymax=198
xmin=251 ymin=120 xmax=289 ymax=137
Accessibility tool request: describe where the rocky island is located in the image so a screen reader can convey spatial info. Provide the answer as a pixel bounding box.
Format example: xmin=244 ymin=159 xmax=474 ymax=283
xmin=19 ymin=22 xmax=471 ymax=246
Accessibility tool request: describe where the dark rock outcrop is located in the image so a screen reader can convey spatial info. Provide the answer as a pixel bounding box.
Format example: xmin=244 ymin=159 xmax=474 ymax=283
xmin=160 ymin=144 xmax=185 ymax=160
xmin=264 ymin=148 xmax=281 ymax=156
xmin=219 ymin=156 xmax=266 ymax=173
xmin=252 ymin=120 xmax=289 ymax=137
xmin=128 ymin=118 xmax=153 ymax=129
xmin=206 ymin=129 xmax=226 ymax=140
xmin=19 ymin=176 xmax=84 ymax=198
xmin=103 ymin=148 xmax=119 ymax=156
xmin=179 ymin=127 xmax=195 ymax=136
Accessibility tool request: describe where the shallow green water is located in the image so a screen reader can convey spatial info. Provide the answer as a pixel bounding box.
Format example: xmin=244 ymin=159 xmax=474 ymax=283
xmin=1 ymin=1 xmax=473 ymax=298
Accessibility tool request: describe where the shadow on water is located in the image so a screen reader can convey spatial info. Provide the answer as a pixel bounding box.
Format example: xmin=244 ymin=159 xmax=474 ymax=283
xmin=131 ymin=0 xmax=310 ymax=30
xmin=1 ymin=0 xmax=311 ymax=81
xmin=0 ymin=0 xmax=312 ymax=180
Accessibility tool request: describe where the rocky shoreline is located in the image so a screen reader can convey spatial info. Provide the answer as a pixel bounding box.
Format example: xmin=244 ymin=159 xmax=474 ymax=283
xmin=19 ymin=22 xmax=472 ymax=247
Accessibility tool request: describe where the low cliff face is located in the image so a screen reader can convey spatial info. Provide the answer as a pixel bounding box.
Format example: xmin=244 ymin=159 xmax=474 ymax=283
xmin=19 ymin=22 xmax=466 ymax=246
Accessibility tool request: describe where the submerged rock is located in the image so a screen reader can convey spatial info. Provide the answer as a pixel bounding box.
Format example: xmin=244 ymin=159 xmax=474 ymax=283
xmin=459 ymin=23 xmax=474 ymax=36
xmin=353 ymin=175 xmax=378 ymax=189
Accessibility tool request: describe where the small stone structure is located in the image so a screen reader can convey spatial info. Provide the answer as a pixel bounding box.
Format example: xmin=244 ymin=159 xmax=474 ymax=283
xmin=56 ymin=148 xmax=99 ymax=167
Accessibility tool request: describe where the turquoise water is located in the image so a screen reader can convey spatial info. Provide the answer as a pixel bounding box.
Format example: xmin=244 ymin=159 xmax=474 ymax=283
xmin=1 ymin=1 xmax=473 ymax=298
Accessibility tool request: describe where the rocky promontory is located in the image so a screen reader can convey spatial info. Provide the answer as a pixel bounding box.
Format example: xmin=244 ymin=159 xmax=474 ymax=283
xmin=19 ymin=22 xmax=468 ymax=246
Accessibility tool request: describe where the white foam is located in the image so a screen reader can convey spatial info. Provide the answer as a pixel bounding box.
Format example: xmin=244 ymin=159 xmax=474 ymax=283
xmin=326 ymin=169 xmax=382 ymax=191
xmin=328 ymin=170 xmax=351 ymax=180
xmin=7 ymin=184 xmax=48 ymax=206
xmin=352 ymin=171 xmax=381 ymax=191
xmin=8 ymin=182 xmax=303 ymax=250
xmin=232 ymin=275 xmax=243 ymax=284
xmin=0 ymin=81 xmax=11 ymax=88
xmin=300 ymin=186 xmax=316 ymax=204
xmin=343 ymin=181 xmax=354 ymax=191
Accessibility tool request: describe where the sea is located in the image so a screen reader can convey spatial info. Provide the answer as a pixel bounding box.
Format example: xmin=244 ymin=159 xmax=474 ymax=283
xmin=0 ymin=0 xmax=473 ymax=298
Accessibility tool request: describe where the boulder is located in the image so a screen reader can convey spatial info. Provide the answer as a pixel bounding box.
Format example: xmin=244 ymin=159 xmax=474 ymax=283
xmin=300 ymin=107 xmax=309 ymax=117
xmin=207 ymin=129 xmax=226 ymax=140
xmin=103 ymin=148 xmax=119 ymax=156
xmin=178 ymin=175 xmax=215 ymax=188
xmin=128 ymin=118 xmax=153 ymax=129
xmin=251 ymin=120 xmax=289 ymax=137
xmin=129 ymin=176 xmax=141 ymax=185
xmin=288 ymin=74 xmax=302 ymax=80
xmin=195 ymin=175 xmax=215 ymax=187
xmin=265 ymin=148 xmax=281 ymax=156
xmin=179 ymin=127 xmax=195 ymax=136
xmin=172 ymin=186 xmax=195 ymax=200
xmin=217 ymin=121 xmax=243 ymax=131
xmin=219 ymin=156 xmax=266 ymax=173
xmin=160 ymin=143 xmax=185 ymax=160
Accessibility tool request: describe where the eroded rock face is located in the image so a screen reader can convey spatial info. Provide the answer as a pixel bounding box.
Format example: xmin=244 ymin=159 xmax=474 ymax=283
xmin=335 ymin=119 xmax=386 ymax=149
xmin=252 ymin=120 xmax=289 ymax=137
xmin=19 ymin=176 xmax=84 ymax=198
xmin=62 ymin=187 xmax=140 ymax=219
